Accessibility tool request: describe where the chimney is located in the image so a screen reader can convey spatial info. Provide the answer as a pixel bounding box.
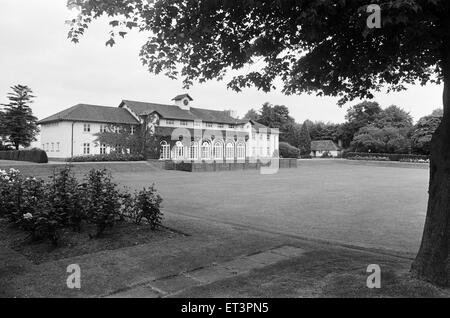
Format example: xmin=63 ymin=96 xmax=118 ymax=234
xmin=224 ymin=110 xmax=237 ymax=118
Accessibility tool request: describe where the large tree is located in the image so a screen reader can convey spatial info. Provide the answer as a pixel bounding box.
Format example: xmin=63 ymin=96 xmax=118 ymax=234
xmin=0 ymin=85 xmax=39 ymax=150
xmin=411 ymin=111 xmax=443 ymax=155
xmin=68 ymin=0 xmax=450 ymax=286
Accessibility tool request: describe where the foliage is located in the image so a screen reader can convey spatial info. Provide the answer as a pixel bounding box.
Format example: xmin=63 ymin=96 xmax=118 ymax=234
xmin=0 ymin=149 xmax=48 ymax=163
xmin=411 ymin=112 xmax=443 ymax=155
xmin=243 ymin=108 xmax=260 ymax=122
xmin=94 ymin=124 xmax=141 ymax=154
xmin=82 ymin=169 xmax=121 ymax=237
xmin=67 ymin=153 xmax=145 ymax=162
xmin=298 ymin=122 xmax=312 ymax=156
xmin=374 ymin=105 xmax=413 ymax=129
xmin=133 ymin=186 xmax=163 ymax=228
xmin=0 ymin=167 xmax=164 ymax=245
xmin=350 ymin=125 xmax=411 ymax=154
xmin=0 ymin=85 xmax=39 ymax=150
xmin=67 ymin=1 xmax=448 ymax=104
xmin=344 ymin=152 xmax=429 ymax=162
xmin=279 ymin=142 xmax=299 ymax=159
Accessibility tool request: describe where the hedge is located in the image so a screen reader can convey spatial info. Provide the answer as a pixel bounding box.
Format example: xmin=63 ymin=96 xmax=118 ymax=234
xmin=343 ymin=152 xmax=429 ymax=162
xmin=67 ymin=153 xmax=145 ymax=162
xmin=0 ymin=149 xmax=48 ymax=163
xmin=279 ymin=142 xmax=300 ymax=159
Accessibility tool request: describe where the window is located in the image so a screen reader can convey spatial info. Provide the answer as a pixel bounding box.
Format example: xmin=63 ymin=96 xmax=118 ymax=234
xmin=100 ymin=144 xmax=107 ymax=155
xmin=194 ymin=121 xmax=201 ymax=127
xmin=226 ymin=142 xmax=235 ymax=160
xmin=100 ymin=125 xmax=107 ymax=133
xmin=267 ymin=134 xmax=271 ymax=141
xmin=42 ymin=144 xmax=45 ymax=150
xmin=229 ymin=124 xmax=235 ymax=129
xmin=56 ymin=142 xmax=60 ymax=152
xmin=175 ymin=141 xmax=185 ymax=159
xmin=83 ymin=143 xmax=90 ymax=155
xmin=50 ymin=143 xmax=54 ymax=152
xmin=160 ymin=141 xmax=170 ymax=159
xmin=218 ymin=124 xmax=224 ymax=129
xmin=189 ymin=142 xmax=198 ymax=160
xmin=260 ymin=134 xmax=263 ymax=140
xmin=213 ymin=140 xmax=224 ymax=159
xmin=180 ymin=121 xmax=188 ymax=126
xmin=114 ymin=126 xmax=120 ymax=133
xmin=206 ymin=122 xmax=213 ymax=128
xmin=201 ymin=141 xmax=211 ymax=159
xmin=252 ymin=134 xmax=256 ymax=140
xmin=83 ymin=124 xmax=90 ymax=132
xmin=130 ymin=126 xmax=135 ymax=135
xmin=46 ymin=143 xmax=49 ymax=151
xmin=237 ymin=142 xmax=246 ymax=159
xmin=166 ymin=120 xmax=174 ymax=125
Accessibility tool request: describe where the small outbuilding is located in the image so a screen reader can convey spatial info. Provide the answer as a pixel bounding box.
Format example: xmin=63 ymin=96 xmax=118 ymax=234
xmin=310 ymin=140 xmax=342 ymax=158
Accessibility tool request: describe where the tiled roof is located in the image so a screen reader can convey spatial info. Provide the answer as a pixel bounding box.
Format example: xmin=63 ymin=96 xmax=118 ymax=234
xmin=172 ymin=94 xmax=193 ymax=101
xmin=249 ymin=120 xmax=277 ymax=134
xmin=38 ymin=104 xmax=140 ymax=125
xmin=311 ymin=140 xmax=340 ymax=151
xmin=120 ymin=100 xmax=244 ymax=125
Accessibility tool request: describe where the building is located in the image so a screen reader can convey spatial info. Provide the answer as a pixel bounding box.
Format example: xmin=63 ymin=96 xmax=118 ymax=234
xmin=38 ymin=94 xmax=279 ymax=160
xmin=310 ymin=140 xmax=342 ymax=158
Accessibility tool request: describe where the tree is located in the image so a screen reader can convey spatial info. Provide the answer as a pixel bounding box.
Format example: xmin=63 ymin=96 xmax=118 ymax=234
xmin=0 ymin=85 xmax=39 ymax=150
xmin=69 ymin=0 xmax=450 ymax=286
xmin=282 ymin=122 xmax=301 ymax=148
xmin=243 ymin=108 xmax=260 ymax=122
xmin=375 ymin=105 xmax=413 ymax=129
xmin=411 ymin=111 xmax=443 ymax=155
xmin=258 ymin=103 xmax=294 ymax=130
xmin=351 ymin=125 xmax=411 ymax=154
xmin=298 ymin=122 xmax=312 ymax=156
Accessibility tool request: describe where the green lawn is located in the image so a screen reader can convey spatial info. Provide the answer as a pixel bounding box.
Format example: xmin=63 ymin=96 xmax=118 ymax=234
xmin=115 ymin=160 xmax=429 ymax=255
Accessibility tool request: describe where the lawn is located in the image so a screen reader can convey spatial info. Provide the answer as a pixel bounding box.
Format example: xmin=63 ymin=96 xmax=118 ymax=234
xmin=115 ymin=160 xmax=429 ymax=255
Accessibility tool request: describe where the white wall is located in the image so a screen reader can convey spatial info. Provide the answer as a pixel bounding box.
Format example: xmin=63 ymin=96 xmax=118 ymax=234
xmin=40 ymin=121 xmax=112 ymax=158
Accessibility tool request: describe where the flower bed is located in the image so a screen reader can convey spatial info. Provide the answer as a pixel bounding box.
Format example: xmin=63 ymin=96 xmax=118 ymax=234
xmin=0 ymin=167 xmax=163 ymax=247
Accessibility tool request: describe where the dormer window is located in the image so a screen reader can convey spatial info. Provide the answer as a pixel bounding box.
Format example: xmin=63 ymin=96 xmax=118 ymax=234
xmin=206 ymin=122 xmax=213 ymax=128
xmin=166 ymin=120 xmax=174 ymax=125
xmin=180 ymin=120 xmax=188 ymax=126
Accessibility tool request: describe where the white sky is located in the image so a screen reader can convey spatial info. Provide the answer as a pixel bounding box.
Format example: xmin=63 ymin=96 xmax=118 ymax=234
xmin=0 ymin=0 xmax=444 ymax=124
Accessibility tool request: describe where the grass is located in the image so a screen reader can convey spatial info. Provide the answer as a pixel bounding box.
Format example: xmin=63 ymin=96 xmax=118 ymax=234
xmin=0 ymin=218 xmax=185 ymax=264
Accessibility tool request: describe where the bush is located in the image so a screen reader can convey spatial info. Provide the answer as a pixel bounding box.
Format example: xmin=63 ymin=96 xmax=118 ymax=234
xmin=321 ymin=151 xmax=332 ymax=158
xmin=82 ymin=169 xmax=122 ymax=237
xmin=0 ymin=149 xmax=48 ymax=163
xmin=0 ymin=166 xmax=164 ymax=245
xmin=67 ymin=153 xmax=145 ymax=162
xmin=279 ymin=142 xmax=300 ymax=158
xmin=343 ymin=152 xmax=429 ymax=162
xmin=133 ymin=186 xmax=163 ymax=228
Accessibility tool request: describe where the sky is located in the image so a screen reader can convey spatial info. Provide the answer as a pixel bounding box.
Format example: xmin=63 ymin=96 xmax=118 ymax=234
xmin=0 ymin=0 xmax=444 ymax=125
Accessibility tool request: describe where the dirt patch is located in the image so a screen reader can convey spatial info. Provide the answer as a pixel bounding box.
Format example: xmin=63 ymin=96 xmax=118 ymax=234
xmin=0 ymin=218 xmax=187 ymax=264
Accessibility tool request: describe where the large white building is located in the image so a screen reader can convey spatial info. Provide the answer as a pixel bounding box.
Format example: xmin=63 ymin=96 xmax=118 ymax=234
xmin=38 ymin=94 xmax=279 ymax=160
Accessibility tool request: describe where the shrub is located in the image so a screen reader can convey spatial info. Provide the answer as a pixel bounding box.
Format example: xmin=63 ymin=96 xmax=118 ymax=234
xmin=0 ymin=149 xmax=48 ymax=163
xmin=47 ymin=167 xmax=84 ymax=231
xmin=133 ymin=186 xmax=163 ymax=228
xmin=83 ymin=169 xmax=122 ymax=237
xmin=67 ymin=153 xmax=145 ymax=162
xmin=279 ymin=142 xmax=300 ymax=158
xmin=343 ymin=152 xmax=429 ymax=162
xmin=0 ymin=168 xmax=24 ymax=222
xmin=321 ymin=151 xmax=332 ymax=158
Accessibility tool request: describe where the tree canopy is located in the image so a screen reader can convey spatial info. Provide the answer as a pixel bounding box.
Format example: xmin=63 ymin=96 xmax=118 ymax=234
xmin=68 ymin=0 xmax=449 ymax=105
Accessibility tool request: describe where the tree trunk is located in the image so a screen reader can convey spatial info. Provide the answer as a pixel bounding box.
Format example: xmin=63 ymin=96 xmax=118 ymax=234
xmin=411 ymin=41 xmax=450 ymax=287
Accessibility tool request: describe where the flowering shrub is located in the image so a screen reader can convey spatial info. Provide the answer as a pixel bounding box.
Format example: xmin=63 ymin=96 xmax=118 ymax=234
xmin=82 ymin=169 xmax=122 ymax=237
xmin=133 ymin=186 xmax=163 ymax=228
xmin=67 ymin=153 xmax=145 ymax=162
xmin=0 ymin=167 xmax=164 ymax=245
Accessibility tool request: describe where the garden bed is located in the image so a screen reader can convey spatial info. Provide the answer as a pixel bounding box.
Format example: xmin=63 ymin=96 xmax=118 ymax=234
xmin=0 ymin=218 xmax=186 ymax=264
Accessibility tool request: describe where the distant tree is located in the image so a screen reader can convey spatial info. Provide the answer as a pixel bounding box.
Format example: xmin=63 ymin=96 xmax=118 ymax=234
xmin=282 ymin=122 xmax=301 ymax=148
xmin=258 ymin=103 xmax=294 ymax=130
xmin=411 ymin=112 xmax=443 ymax=155
xmin=298 ymin=122 xmax=312 ymax=156
xmin=431 ymin=108 xmax=444 ymax=117
xmin=243 ymin=108 xmax=260 ymax=122
xmin=335 ymin=122 xmax=355 ymax=149
xmin=351 ymin=125 xmax=411 ymax=154
xmin=0 ymin=85 xmax=39 ymax=150
xmin=375 ymin=105 xmax=413 ymax=129
xmin=279 ymin=142 xmax=299 ymax=159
